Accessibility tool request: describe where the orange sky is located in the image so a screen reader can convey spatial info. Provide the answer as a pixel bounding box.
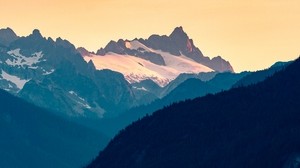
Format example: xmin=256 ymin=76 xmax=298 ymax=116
xmin=0 ymin=0 xmax=299 ymax=72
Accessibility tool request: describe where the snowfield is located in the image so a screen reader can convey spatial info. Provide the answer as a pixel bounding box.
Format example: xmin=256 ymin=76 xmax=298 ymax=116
xmin=84 ymin=40 xmax=213 ymax=86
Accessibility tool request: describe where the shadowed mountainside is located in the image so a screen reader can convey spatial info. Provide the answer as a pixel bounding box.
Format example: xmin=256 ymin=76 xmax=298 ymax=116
xmin=0 ymin=89 xmax=109 ymax=168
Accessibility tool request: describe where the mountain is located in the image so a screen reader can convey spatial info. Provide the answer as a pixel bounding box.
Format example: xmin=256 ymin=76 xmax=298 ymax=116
xmin=139 ymin=27 xmax=233 ymax=72
xmin=162 ymin=72 xmax=249 ymax=104
xmin=81 ymin=27 xmax=233 ymax=87
xmin=131 ymin=79 xmax=163 ymax=105
xmin=160 ymin=71 xmax=218 ymax=97
xmin=0 ymin=28 xmax=137 ymax=117
xmin=132 ymin=79 xmax=163 ymax=97
xmin=0 ymin=88 xmax=109 ymax=168
xmin=233 ymin=61 xmax=291 ymax=88
xmin=88 ymin=57 xmax=300 ymax=168
xmin=0 ymin=27 xmax=19 ymax=47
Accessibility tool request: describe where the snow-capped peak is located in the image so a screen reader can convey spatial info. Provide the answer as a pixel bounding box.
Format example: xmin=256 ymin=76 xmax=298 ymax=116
xmin=80 ymin=27 xmax=234 ymax=86
xmin=83 ymin=40 xmax=213 ymax=86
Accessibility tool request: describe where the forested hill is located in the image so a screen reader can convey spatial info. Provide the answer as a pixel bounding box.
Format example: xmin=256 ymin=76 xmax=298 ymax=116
xmin=88 ymin=57 xmax=300 ymax=168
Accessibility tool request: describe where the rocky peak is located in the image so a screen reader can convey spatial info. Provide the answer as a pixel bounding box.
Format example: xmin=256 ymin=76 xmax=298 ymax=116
xmin=31 ymin=29 xmax=43 ymax=39
xmin=0 ymin=27 xmax=19 ymax=46
xmin=170 ymin=26 xmax=188 ymax=40
xmin=7 ymin=28 xmax=48 ymax=53
xmin=87 ymin=60 xmax=96 ymax=71
xmin=170 ymin=26 xmax=195 ymax=54
xmin=96 ymin=48 xmax=106 ymax=56
xmin=211 ymin=56 xmax=234 ymax=72
xmin=77 ymin=47 xmax=92 ymax=57
xmin=0 ymin=27 xmax=17 ymax=37
xmin=47 ymin=37 xmax=55 ymax=44
xmin=103 ymin=40 xmax=126 ymax=54
xmin=55 ymin=37 xmax=76 ymax=50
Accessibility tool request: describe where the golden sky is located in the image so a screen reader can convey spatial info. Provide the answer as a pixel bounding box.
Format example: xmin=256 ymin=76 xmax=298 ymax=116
xmin=1 ymin=0 xmax=299 ymax=72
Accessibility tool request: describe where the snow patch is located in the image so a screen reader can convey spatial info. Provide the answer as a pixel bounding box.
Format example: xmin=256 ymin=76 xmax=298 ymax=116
xmin=6 ymin=49 xmax=45 ymax=68
xmin=43 ymin=69 xmax=55 ymax=75
xmin=0 ymin=70 xmax=29 ymax=90
xmin=125 ymin=41 xmax=132 ymax=49
xmin=68 ymin=91 xmax=91 ymax=109
xmin=133 ymin=86 xmax=148 ymax=92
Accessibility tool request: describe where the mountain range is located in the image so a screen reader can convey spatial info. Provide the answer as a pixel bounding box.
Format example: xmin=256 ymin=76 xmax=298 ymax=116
xmin=0 ymin=26 xmax=295 ymax=168
xmin=0 ymin=26 xmax=290 ymax=133
xmin=0 ymin=27 xmax=233 ymax=119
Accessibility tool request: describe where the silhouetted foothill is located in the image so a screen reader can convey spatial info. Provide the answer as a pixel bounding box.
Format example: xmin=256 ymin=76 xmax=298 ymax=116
xmin=88 ymin=58 xmax=300 ymax=168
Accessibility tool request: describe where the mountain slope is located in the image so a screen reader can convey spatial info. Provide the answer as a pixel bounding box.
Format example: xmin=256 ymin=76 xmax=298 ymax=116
xmin=93 ymin=71 xmax=249 ymax=138
xmin=131 ymin=79 xmax=163 ymax=105
xmin=84 ymin=46 xmax=213 ymax=87
xmin=0 ymin=89 xmax=109 ymax=168
xmin=162 ymin=72 xmax=248 ymax=104
xmin=88 ymin=57 xmax=300 ymax=168
xmin=233 ymin=61 xmax=291 ymax=88
xmin=160 ymin=71 xmax=218 ymax=97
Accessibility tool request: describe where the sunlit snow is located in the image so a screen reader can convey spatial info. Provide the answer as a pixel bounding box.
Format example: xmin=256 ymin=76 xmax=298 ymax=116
xmin=83 ymin=40 xmax=213 ymax=87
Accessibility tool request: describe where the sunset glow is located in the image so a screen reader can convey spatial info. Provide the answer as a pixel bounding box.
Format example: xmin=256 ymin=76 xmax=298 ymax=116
xmin=1 ymin=0 xmax=299 ymax=72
